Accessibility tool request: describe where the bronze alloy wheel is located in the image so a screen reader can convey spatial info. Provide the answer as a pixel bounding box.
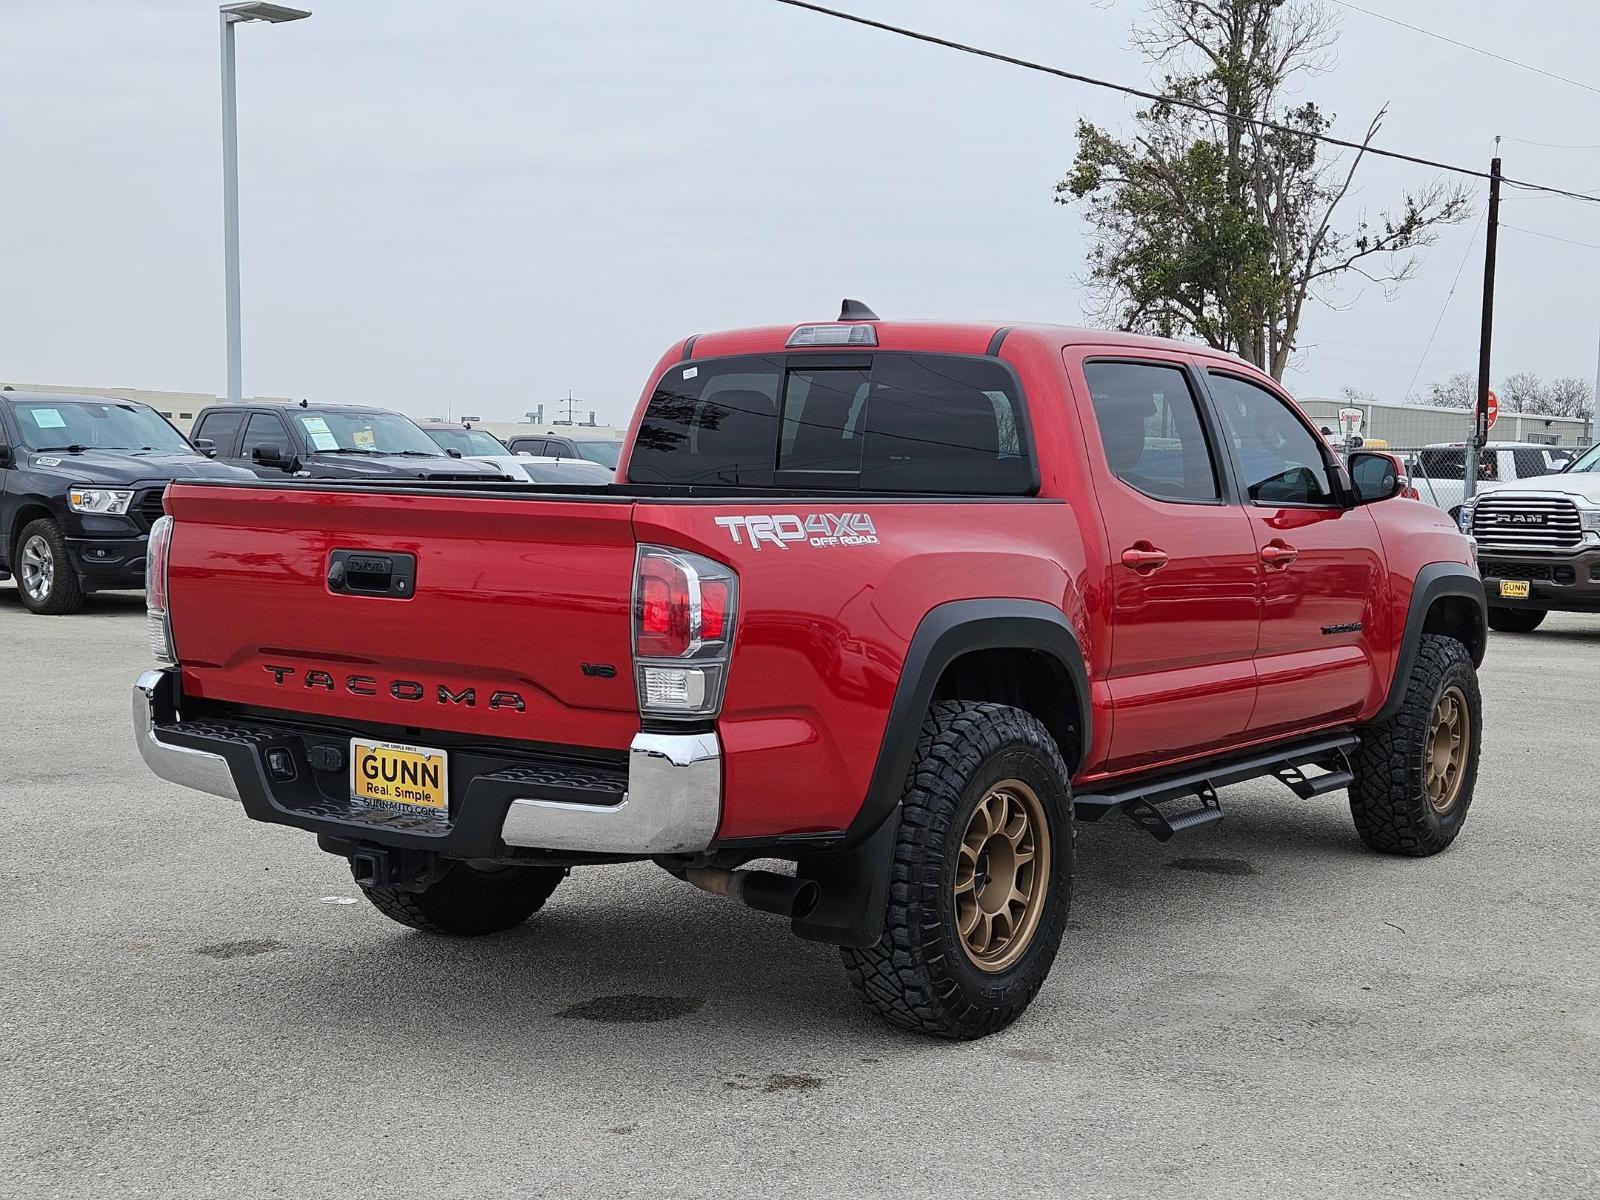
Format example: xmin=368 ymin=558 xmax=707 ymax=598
xmin=955 ymin=780 xmax=1051 ymax=972
xmin=1426 ymin=685 xmax=1471 ymax=813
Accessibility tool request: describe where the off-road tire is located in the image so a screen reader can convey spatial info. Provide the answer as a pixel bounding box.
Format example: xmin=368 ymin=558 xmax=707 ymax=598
xmin=354 ymin=860 xmax=565 ymax=936
xmin=15 ymin=519 xmax=85 ymax=615
xmin=1487 ymin=606 xmax=1546 ymax=633
xmin=1350 ymin=634 xmax=1482 ymax=856
xmin=841 ymin=701 xmax=1073 ymax=1039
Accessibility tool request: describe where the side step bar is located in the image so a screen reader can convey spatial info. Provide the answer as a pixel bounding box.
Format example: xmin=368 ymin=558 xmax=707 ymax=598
xmin=1074 ymin=733 xmax=1359 ymax=842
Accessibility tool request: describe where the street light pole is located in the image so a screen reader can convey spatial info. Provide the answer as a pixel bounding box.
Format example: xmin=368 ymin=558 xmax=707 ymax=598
xmin=218 ymin=3 xmax=311 ymax=406
xmin=220 ymin=11 xmax=242 ymax=405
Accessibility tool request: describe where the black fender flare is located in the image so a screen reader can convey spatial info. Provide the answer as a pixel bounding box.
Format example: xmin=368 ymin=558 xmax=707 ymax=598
xmin=794 ymin=599 xmax=1088 ymax=948
xmin=1372 ymin=561 xmax=1486 ymax=725
xmin=844 ymin=598 xmax=1090 ymax=845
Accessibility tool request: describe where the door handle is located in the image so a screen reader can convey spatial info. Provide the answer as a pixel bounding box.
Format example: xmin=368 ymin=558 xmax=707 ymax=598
xmin=1120 ymin=543 xmax=1169 ymax=573
xmin=1260 ymin=541 xmax=1298 ymax=569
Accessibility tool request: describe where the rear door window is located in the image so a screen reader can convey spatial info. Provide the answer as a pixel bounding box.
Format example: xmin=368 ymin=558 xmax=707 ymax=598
xmin=1415 ymin=449 xmax=1465 ymax=480
xmin=1082 ymin=361 xmax=1219 ymax=502
xmin=1513 ymin=447 xmax=1568 ymax=478
xmin=627 ymin=353 xmax=1032 ymax=493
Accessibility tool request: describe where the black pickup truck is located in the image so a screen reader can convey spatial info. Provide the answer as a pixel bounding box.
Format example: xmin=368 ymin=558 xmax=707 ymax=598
xmin=190 ymin=401 xmax=509 ymax=483
xmin=0 ymin=391 xmax=252 ymax=614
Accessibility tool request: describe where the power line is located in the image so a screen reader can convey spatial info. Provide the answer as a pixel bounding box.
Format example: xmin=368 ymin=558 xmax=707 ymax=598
xmin=770 ymin=0 xmax=1600 ymax=205
xmin=1501 ymin=223 xmax=1600 ymax=253
xmin=1326 ymin=0 xmax=1600 ymax=98
xmin=1403 ymin=207 xmax=1487 ymax=403
xmin=1502 ymin=135 xmax=1600 ymax=151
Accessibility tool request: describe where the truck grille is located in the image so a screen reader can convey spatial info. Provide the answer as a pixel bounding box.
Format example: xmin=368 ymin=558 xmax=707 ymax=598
xmin=1481 ymin=560 xmax=1577 ymax=585
xmin=1471 ymin=495 xmax=1582 ymax=550
xmin=132 ymin=488 xmax=168 ymax=532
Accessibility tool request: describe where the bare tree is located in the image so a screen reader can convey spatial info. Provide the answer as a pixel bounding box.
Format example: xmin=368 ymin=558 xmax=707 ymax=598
xmin=1422 ymin=372 xmax=1475 ymax=409
xmin=1499 ymin=371 xmax=1549 ymax=413
xmin=1536 ymin=376 xmax=1594 ymax=419
xmin=1059 ymin=0 xmax=1471 ymax=379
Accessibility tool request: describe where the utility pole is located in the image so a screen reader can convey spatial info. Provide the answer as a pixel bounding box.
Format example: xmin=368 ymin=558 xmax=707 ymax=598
xmin=1464 ymin=147 xmax=1501 ymax=503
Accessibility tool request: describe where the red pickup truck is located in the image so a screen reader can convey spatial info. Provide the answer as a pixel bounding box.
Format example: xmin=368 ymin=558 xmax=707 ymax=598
xmin=133 ymin=306 xmax=1486 ymax=1038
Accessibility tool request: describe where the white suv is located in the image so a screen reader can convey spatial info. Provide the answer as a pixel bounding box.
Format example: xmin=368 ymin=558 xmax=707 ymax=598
xmin=1409 ymin=442 xmax=1577 ymax=521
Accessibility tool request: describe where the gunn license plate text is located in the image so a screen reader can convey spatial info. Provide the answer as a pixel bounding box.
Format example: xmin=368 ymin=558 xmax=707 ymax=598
xmin=349 ymin=739 xmax=449 ymax=815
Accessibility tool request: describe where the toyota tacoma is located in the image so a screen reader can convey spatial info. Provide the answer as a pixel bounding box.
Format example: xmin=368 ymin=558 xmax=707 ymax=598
xmin=131 ymin=305 xmax=1487 ymax=1038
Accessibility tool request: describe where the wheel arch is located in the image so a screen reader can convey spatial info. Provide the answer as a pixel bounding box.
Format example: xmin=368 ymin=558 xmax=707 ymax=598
xmin=1374 ymin=562 xmax=1486 ymax=726
xmin=8 ymin=499 xmax=57 ymax=562
xmin=845 ymin=599 xmax=1089 ymax=845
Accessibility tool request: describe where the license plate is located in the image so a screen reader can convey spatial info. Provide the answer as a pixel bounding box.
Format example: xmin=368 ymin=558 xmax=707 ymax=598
xmin=349 ymin=739 xmax=449 ymax=816
xmin=1499 ymin=579 xmax=1531 ymax=600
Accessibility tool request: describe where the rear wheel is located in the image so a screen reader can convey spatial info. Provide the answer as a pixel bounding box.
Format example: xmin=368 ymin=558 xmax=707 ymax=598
xmin=354 ymin=860 xmax=565 ymax=936
xmin=1486 ymin=606 xmax=1546 ymax=633
xmin=841 ymin=701 xmax=1072 ymax=1039
xmin=15 ymin=519 xmax=85 ymax=615
xmin=1350 ymin=634 xmax=1482 ymax=856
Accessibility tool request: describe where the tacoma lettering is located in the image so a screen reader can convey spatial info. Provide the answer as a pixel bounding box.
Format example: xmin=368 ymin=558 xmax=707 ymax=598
xmin=258 ymin=665 xmax=524 ymax=713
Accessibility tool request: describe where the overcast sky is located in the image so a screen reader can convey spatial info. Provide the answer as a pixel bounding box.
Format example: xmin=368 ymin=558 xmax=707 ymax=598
xmin=4 ymin=0 xmax=1600 ymax=424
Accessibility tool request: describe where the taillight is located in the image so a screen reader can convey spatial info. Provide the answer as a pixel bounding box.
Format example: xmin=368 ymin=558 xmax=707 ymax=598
xmin=146 ymin=514 xmax=176 ymax=663
xmin=632 ymin=546 xmax=738 ymax=718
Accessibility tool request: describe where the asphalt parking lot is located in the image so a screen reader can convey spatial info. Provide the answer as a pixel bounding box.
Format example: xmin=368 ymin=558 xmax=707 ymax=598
xmin=1 ymin=586 xmax=1596 ymax=1200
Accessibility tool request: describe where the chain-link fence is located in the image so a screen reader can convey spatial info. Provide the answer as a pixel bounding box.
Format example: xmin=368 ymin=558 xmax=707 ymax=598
xmin=1299 ymin=397 xmax=1592 ymax=451
xmin=1329 ymin=440 xmax=1582 ymax=515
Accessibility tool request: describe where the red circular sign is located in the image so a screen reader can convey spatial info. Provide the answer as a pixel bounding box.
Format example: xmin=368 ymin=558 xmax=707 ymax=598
xmin=1486 ymin=389 xmax=1499 ymax=430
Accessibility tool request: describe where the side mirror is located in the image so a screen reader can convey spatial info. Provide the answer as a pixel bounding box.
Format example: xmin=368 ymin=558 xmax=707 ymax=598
xmin=193 ymin=438 xmax=217 ymax=458
xmin=1348 ymin=451 xmax=1402 ymax=505
xmin=445 ymin=447 xmax=463 ymax=459
xmin=252 ymin=445 xmax=291 ymax=470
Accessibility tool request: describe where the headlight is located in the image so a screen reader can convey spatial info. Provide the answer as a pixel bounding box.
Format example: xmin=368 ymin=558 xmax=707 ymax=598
xmin=1458 ymin=504 xmax=1475 ymax=533
xmin=1581 ymin=507 xmax=1600 ymax=534
xmin=68 ymin=488 xmax=134 ymax=515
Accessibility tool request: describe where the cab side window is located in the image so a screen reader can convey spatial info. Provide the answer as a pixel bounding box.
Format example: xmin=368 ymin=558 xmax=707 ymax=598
xmin=194 ymin=410 xmax=245 ymax=455
xmin=241 ymin=413 xmax=289 ymax=460
xmin=1207 ymin=373 xmax=1336 ymax=505
xmin=1083 ymin=361 xmax=1220 ymax=502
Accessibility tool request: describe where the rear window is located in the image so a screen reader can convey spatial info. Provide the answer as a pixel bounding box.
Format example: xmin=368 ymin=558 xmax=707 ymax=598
xmin=626 ymin=353 xmax=1033 ymax=493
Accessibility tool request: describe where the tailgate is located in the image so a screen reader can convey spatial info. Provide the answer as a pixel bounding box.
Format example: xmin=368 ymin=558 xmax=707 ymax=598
xmin=164 ymin=483 xmax=641 ymax=751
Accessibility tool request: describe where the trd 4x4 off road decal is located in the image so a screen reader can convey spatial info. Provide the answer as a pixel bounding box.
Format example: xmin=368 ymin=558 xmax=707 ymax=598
xmin=714 ymin=512 xmax=879 ymax=551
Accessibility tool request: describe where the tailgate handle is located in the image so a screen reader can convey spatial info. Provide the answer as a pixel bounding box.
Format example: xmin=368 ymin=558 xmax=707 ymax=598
xmin=327 ymin=549 xmax=416 ymax=598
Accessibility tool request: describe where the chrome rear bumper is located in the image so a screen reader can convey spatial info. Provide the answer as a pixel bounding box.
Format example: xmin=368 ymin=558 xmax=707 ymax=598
xmin=133 ymin=669 xmax=241 ymax=802
xmin=131 ymin=667 xmax=722 ymax=855
xmin=500 ymin=731 xmax=721 ymax=854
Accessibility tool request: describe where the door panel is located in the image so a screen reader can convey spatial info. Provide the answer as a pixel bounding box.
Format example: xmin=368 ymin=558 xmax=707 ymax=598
xmin=1204 ymin=371 xmax=1387 ymax=733
xmin=1246 ymin=505 xmax=1387 ymax=733
xmin=1072 ymin=353 xmax=1261 ymax=774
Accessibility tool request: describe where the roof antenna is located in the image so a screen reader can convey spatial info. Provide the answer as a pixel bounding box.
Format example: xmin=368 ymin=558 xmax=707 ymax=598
xmin=299 ymin=398 xmax=309 ymax=407
xmin=839 ymin=298 xmax=878 ymax=321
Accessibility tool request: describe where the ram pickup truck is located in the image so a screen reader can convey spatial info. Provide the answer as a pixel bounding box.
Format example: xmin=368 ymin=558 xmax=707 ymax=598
xmin=132 ymin=306 xmax=1487 ymax=1038
xmin=0 ymin=390 xmax=252 ymax=614
xmin=1462 ymin=439 xmax=1600 ymax=631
